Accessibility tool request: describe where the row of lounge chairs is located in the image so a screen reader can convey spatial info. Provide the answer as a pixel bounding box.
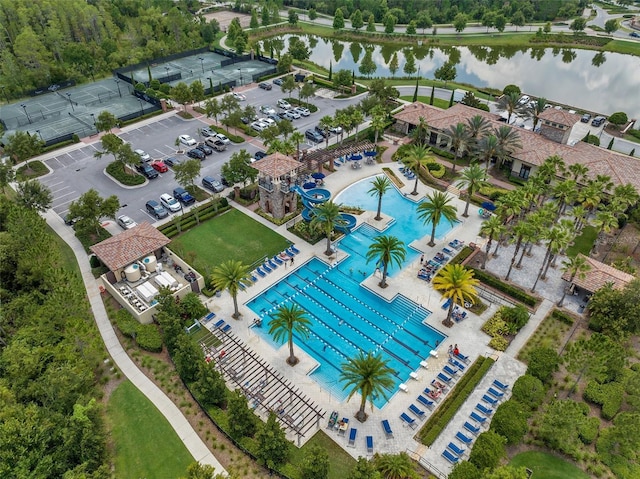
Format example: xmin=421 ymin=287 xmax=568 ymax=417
xmin=327 ymin=411 xmax=374 ymax=453
xmin=255 ymin=245 xmax=300 ymax=278
xmin=399 ymin=166 xmax=416 ymax=180
xmin=442 ymin=379 xmax=510 ymax=465
xmin=417 ymin=249 xmax=451 ymax=282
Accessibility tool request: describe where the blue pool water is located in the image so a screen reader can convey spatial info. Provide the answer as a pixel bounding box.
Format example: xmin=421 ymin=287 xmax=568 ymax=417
xmin=246 ymin=177 xmax=455 ymax=408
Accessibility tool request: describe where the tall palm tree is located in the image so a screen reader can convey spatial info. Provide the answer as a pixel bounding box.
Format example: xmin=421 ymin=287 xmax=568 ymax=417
xmin=537 ymin=155 xmax=566 ymax=183
xmin=494 ymin=125 xmax=522 ymax=166
xmin=432 ymin=264 xmax=479 ymax=327
xmin=319 ymin=115 xmax=334 ymax=150
xmin=370 ymin=104 xmax=387 ymax=145
xmin=445 ymin=122 xmax=470 ymax=174
xmin=311 ymin=200 xmax=345 ymax=256
xmin=340 ymin=351 xmax=395 ymax=422
xmin=531 ymin=224 xmax=572 ymax=292
xmin=365 ymin=235 xmax=406 ymax=288
xmin=611 ymin=183 xmax=639 ymax=213
xmin=516 ymin=213 xmax=544 ymax=268
xmin=410 ymin=116 xmax=429 ymax=146
xmin=351 ymin=109 xmax=365 ymax=141
xmin=553 ymin=179 xmax=577 ymax=217
xmin=557 ymin=255 xmax=591 ymax=307
xmin=368 ymin=176 xmax=392 ymax=221
xmin=402 ymin=144 xmax=433 ymax=195
xmin=496 ymin=91 xmax=525 ymax=124
xmin=210 ymin=260 xmax=251 ymax=319
xmin=290 ymin=131 xmax=305 ymax=161
xmin=475 ymin=133 xmax=500 ymax=170
xmin=455 ymin=164 xmax=489 ymax=217
xmin=466 ymin=115 xmax=491 ymax=150
xmin=592 ymin=209 xmax=619 ymax=247
xmin=504 ymin=220 xmax=535 ymax=281
xmin=268 ymin=303 xmax=312 ymax=366
xmin=578 ymin=181 xmax=605 ymax=214
xmin=374 ymin=452 xmax=421 ymax=479
xmin=530 ymin=97 xmax=547 ymax=132
xmin=568 ymin=163 xmax=589 ymax=183
xmin=417 ymin=191 xmax=458 ymax=247
xmin=479 ymin=215 xmax=505 ymax=270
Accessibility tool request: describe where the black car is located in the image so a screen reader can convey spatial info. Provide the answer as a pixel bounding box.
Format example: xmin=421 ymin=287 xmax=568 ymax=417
xmin=145 ymin=200 xmax=169 ymax=219
xmin=196 ymin=144 xmax=213 ymax=156
xmin=314 ymin=125 xmax=329 ymax=137
xmin=254 ymin=150 xmax=268 ymax=160
xmin=136 ymin=163 xmax=159 ymax=179
xmin=187 ymin=148 xmax=205 ymax=160
xmin=173 ymin=187 xmax=196 ymax=205
xmin=591 ymin=116 xmax=606 ymax=127
xmin=164 ymin=156 xmax=183 ymax=167
xmin=273 ymin=78 xmax=284 ymax=86
xmin=305 ymin=129 xmax=323 ymax=143
xmin=259 ymin=82 xmax=272 ymax=90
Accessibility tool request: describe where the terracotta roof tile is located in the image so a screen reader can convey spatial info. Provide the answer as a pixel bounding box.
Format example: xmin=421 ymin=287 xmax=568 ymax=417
xmin=250 ymin=152 xmax=301 ymax=178
xmin=561 ymin=254 xmax=634 ymax=293
xmin=90 ymin=222 xmax=171 ymax=271
xmin=538 ymin=108 xmax=580 ymax=126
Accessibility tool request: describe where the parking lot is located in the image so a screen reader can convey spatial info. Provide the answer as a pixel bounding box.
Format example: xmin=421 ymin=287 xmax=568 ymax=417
xmin=40 ymin=81 xmax=362 ymax=227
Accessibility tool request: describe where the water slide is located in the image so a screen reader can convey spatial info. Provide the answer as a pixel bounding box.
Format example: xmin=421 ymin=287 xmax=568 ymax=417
xmin=292 ymin=185 xmax=356 ymax=233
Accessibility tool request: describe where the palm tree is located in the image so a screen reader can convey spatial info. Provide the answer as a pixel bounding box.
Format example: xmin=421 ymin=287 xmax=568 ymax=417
xmin=479 ymin=215 xmax=505 ymax=270
xmin=537 ymin=155 xmax=566 ymax=183
xmin=530 ymin=97 xmax=547 ymax=132
xmin=319 ymin=115 xmax=334 ymax=150
xmin=568 ymin=163 xmax=589 ymax=183
xmin=553 ymin=179 xmax=577 ymax=217
xmin=475 ymin=133 xmax=500 ymax=170
xmin=611 ymin=183 xmax=639 ymax=213
xmin=557 ymin=255 xmax=591 ymax=307
xmin=432 ymin=264 xmax=479 ymax=327
xmin=531 ymin=224 xmax=572 ymax=292
xmin=496 ymin=91 xmax=525 ymax=124
xmin=340 ymin=351 xmax=395 ymax=422
xmin=402 ymin=144 xmax=433 ymax=195
xmin=578 ymin=181 xmax=605 ymax=214
xmin=466 ymin=115 xmax=491 ymax=149
xmin=417 ymin=191 xmax=458 ymax=247
xmin=370 ymin=105 xmax=387 ymax=145
xmin=410 ymin=116 xmax=429 ymax=146
xmin=504 ymin=220 xmax=535 ymax=281
xmin=445 ymin=122 xmax=470 ymax=173
xmin=494 ymin=126 xmax=522 ymax=165
xmin=268 ymin=303 xmax=312 ymax=366
xmin=351 ymin=109 xmax=365 ymax=141
xmin=365 ymin=235 xmax=406 ymax=288
xmin=570 ymin=204 xmax=588 ymax=233
xmin=374 ymin=452 xmax=420 ymax=479
xmin=210 ymin=260 xmax=251 ymax=319
xmin=311 ymin=200 xmax=345 ymax=256
xmin=368 ymin=176 xmax=392 ymax=220
xmin=592 ymin=209 xmax=619 ymax=247
xmin=455 ymin=164 xmax=489 ymax=217
xmin=290 ymin=131 xmax=304 ymax=161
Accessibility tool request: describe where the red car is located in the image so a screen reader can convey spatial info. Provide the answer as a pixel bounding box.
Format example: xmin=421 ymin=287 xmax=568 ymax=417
xmin=150 ymin=160 xmax=168 ymax=173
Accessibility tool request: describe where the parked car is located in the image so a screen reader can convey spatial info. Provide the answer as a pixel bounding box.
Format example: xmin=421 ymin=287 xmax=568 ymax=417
xmin=581 ymin=113 xmax=591 ymax=123
xmin=254 ymin=150 xmax=268 ymax=160
xmin=330 ymin=125 xmax=343 ymax=134
xmin=195 ymin=143 xmax=213 ymax=156
xmin=592 ymin=116 xmax=606 ymax=127
xmin=232 ymin=92 xmax=246 ymax=101
xmin=259 ymin=82 xmax=273 ymax=90
xmin=260 ymin=105 xmax=276 ymax=116
xmin=284 ymin=110 xmax=300 ymax=120
xmin=260 ymin=117 xmax=276 ymax=127
xmin=241 ymin=114 xmax=257 ymax=124
xmin=315 ymin=125 xmax=329 ymax=137
xmin=160 ymin=193 xmax=182 ymax=213
xmin=294 ymin=106 xmax=311 ymax=117
xmin=173 ymin=187 xmax=195 ymax=205
xmin=305 ymin=129 xmax=323 ymax=143
xmin=145 ymin=200 xmax=169 ymax=219
xmin=204 ymin=137 xmax=227 ymax=151
xmin=202 ymin=176 xmax=225 ymax=193
xmin=630 ymin=32 xmax=640 ymax=38
xmin=517 ymin=95 xmax=530 ymax=105
xmin=273 ymin=78 xmax=284 ymax=86
xmin=179 ymin=134 xmax=197 ymax=146
xmin=64 ymin=214 xmax=77 ymax=227
xmin=164 ymin=156 xmax=182 ymax=167
xmin=187 ymin=148 xmax=205 ymax=160
xmin=251 ymin=121 xmax=268 ymax=132
xmin=136 ymin=163 xmax=159 ymax=179
xmin=150 ymin=160 xmax=168 ymax=172
xmin=116 ymin=215 xmax=138 ymax=230
xmin=134 ymin=149 xmax=151 ymax=162
xmin=268 ymin=113 xmax=282 ymax=123
xmin=200 ymin=127 xmax=215 ymax=137
xmin=278 ymin=111 xmax=289 ymax=119
xmin=277 ymin=99 xmax=291 ymax=109
xmin=215 ymin=133 xmax=230 ymax=145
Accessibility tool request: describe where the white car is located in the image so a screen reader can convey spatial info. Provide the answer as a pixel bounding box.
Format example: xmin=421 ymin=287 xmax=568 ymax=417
xmin=517 ymin=95 xmax=530 ymax=105
xmin=294 ymin=106 xmax=311 ymax=117
xmin=260 ymin=117 xmax=276 ymax=127
xmin=134 ymin=149 xmax=151 ymax=162
xmin=251 ymin=121 xmax=268 ymax=132
xmin=260 ymin=105 xmax=276 ymax=116
xmin=179 ymin=134 xmax=197 ymax=146
xmin=232 ymin=92 xmax=246 ymax=101
xmin=277 ymin=99 xmax=291 ymax=109
xmin=116 ymin=215 xmax=138 ymax=230
xmin=159 ymin=193 xmax=181 ymax=213
xmin=215 ymin=133 xmax=230 ymax=145
xmin=330 ymin=126 xmax=343 ymax=134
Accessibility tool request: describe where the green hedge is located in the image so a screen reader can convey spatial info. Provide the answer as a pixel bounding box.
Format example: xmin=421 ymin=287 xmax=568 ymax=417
xmin=114 ymin=309 xmax=138 ymax=338
xmin=470 ymin=268 xmax=537 ymax=307
xmin=207 ymin=124 xmax=244 ymax=143
xmin=106 ymin=161 xmax=145 ymax=186
xmin=429 ymin=145 xmax=455 ymax=161
xmin=426 ymin=162 xmax=445 ymax=178
xmin=135 ymin=324 xmax=163 ymax=353
xmin=419 ymin=357 xmax=495 ymax=446
xmin=158 ymin=202 xmax=231 ymax=238
xmin=449 ymin=245 xmax=475 ymax=265
xmin=550 ymin=309 xmax=575 ymax=326
xmin=583 ymin=381 xmax=624 ymax=420
xmin=579 ymin=417 xmax=600 ymax=445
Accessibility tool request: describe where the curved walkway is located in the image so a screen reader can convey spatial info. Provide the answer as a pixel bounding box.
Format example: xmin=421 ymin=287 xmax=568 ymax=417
xmin=43 ymin=210 xmax=227 ymax=475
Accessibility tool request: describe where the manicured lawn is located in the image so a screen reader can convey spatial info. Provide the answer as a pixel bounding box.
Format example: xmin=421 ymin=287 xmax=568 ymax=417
xmin=510 ymin=451 xmax=590 ymax=479
xmin=400 ymin=95 xmax=450 ymax=109
xmin=107 ymin=381 xmax=194 ymax=479
xmin=288 ymin=430 xmax=356 ymax=479
xmin=566 ymin=225 xmax=597 ymax=258
xmin=170 ymin=208 xmax=291 ymax=269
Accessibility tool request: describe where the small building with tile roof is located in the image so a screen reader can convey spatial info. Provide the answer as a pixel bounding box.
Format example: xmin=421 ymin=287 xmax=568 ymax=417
xmin=561 ymin=254 xmax=634 ymax=294
xmin=251 ymin=152 xmax=302 ymax=219
xmin=538 ymin=108 xmax=580 ymax=145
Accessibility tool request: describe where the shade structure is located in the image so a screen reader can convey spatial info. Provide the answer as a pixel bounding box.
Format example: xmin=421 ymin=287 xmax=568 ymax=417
xmin=481 ymin=201 xmax=497 ymax=211
xmin=364 ymin=150 xmax=377 ymax=157
xmin=303 ymin=182 xmax=317 ymax=189
xmin=311 ymin=172 xmax=325 ymax=179
xmin=351 ymin=154 xmax=363 ymax=161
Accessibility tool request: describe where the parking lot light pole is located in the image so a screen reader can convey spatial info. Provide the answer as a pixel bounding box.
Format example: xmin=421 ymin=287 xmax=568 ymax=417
xmin=114 ymin=78 xmax=122 ymax=97
xmin=20 ymin=103 xmax=32 ymax=124
xmin=66 ymin=93 xmax=75 ymax=112
xmin=164 ymin=66 xmax=170 ymax=80
xmin=198 ymin=57 xmax=205 ymax=74
xmin=91 ymin=113 xmax=96 ymax=132
xmin=207 ymin=77 xmax=213 ymax=94
xmin=237 ymin=68 xmax=243 ymax=86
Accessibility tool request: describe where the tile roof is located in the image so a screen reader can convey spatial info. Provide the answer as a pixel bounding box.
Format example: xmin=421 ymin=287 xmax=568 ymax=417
xmin=90 ymin=222 xmax=171 ymax=271
xmin=561 ymin=254 xmax=634 ymax=293
xmin=250 ymin=152 xmax=301 ymax=179
xmin=538 ymin=108 xmax=580 ymax=126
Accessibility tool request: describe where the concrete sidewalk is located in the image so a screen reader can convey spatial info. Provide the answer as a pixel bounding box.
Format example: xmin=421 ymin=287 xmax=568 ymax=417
xmin=43 ymin=210 xmax=227 ymax=476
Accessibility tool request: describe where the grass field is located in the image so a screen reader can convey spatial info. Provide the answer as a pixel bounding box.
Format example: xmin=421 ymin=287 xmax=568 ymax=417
xmin=510 ymin=451 xmax=590 ymax=479
xmin=566 ymin=225 xmax=597 ymax=258
xmin=400 ymin=95 xmax=450 ymax=109
xmin=287 ymin=430 xmax=356 ymax=479
xmin=107 ymin=381 xmax=194 ymax=479
xmin=170 ymin=208 xmax=291 ymax=270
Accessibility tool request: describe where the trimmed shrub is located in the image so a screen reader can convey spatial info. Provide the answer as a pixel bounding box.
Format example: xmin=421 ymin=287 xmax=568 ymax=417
xmin=448 ymin=462 xmax=480 ymax=479
xmin=579 ymin=417 xmax=600 ymax=444
xmin=526 ymin=347 xmax=560 ymax=383
xmin=106 ymin=162 xmax=145 ymax=186
xmin=114 ymin=309 xmax=138 ymax=338
xmin=488 ymin=336 xmax=508 ymax=351
xmin=584 ymin=381 xmax=624 ymax=420
xmin=469 ymin=430 xmax=506 ymax=471
xmin=426 ymin=162 xmax=446 ymax=178
xmin=135 ymin=324 xmax=163 ymax=352
xmin=490 ymin=400 xmax=529 ymax=445
xmin=608 ymin=111 xmax=628 ymax=126
xmin=471 ymin=268 xmax=537 ymax=306
xmin=551 ymin=309 xmax=575 ymax=325
xmin=502 ymin=304 xmax=529 ymax=332
xmin=482 ymin=308 xmax=508 ymax=337
xmin=512 ymin=375 xmax=545 ymax=411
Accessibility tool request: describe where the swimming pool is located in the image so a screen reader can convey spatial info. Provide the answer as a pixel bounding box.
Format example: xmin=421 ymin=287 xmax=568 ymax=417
xmin=246 ymin=176 xmax=455 ymax=408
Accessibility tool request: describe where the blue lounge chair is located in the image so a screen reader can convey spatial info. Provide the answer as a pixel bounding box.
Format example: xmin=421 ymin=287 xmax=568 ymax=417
xmin=437 ymin=372 xmax=453 ymax=384
xmin=416 ymin=395 xmax=434 ymax=409
xmin=262 ymin=262 xmax=272 ymax=273
xmin=256 ymin=267 xmax=266 ymax=277
xmin=456 ymin=431 xmax=474 ymax=445
xmin=268 ymin=259 xmax=278 ymax=269
xmin=493 ymin=379 xmax=510 ymax=391
xmin=222 ymin=324 xmax=231 ymax=333
xmin=448 ymin=442 xmax=466 ymax=456
xmin=204 ymin=312 xmax=216 ymax=323
xmin=443 ymin=365 xmax=459 ymax=377
xmin=408 ymin=404 xmax=425 ymax=420
xmin=470 ymin=411 xmax=487 ymax=425
xmin=482 ymin=394 xmax=499 ymax=406
xmin=382 ymin=420 xmax=393 ymax=438
xmin=455 ymin=352 xmax=470 ymax=363
xmin=449 ymin=358 xmax=466 ymax=371
xmin=475 ymin=403 xmax=494 ymax=416
xmin=273 ymin=255 xmax=283 ymax=265
xmin=400 ymin=412 xmax=416 ymax=429
xmin=442 ymin=449 xmax=459 ymax=465
xmin=250 ymin=274 xmax=258 ymax=283
xmin=443 ymin=247 xmax=454 ymax=255
xmin=464 ymin=421 xmax=481 ymax=435
xmin=348 ymin=428 xmax=357 ymax=446
xmin=290 ymin=245 xmax=300 ymax=254
xmin=213 ymin=319 xmax=224 ymax=329
xmin=488 ymin=387 xmax=505 ymax=399
xmin=366 ymin=435 xmax=374 ymax=454
xmin=442 ymin=298 xmax=452 ymax=310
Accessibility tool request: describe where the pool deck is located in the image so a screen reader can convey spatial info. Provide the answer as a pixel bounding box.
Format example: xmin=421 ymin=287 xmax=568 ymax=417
xmin=204 ymin=155 xmax=531 ymax=474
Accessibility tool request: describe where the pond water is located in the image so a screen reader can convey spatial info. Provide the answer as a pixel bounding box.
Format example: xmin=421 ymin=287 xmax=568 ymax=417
xmin=261 ymin=35 xmax=640 ymax=121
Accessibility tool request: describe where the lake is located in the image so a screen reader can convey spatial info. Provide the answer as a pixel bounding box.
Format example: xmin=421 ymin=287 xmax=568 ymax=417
xmin=260 ymin=35 xmax=640 ymax=121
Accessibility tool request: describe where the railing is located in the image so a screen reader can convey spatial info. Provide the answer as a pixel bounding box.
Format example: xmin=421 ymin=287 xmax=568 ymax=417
xmin=406 ymin=448 xmax=447 ymax=479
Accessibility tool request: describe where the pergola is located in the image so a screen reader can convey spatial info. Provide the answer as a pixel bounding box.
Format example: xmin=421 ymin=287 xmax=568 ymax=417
xmin=300 ymin=140 xmax=377 ymax=171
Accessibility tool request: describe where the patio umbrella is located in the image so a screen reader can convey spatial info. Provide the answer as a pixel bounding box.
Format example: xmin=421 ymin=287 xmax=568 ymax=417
xmin=311 ymin=172 xmax=325 ymax=179
xmin=364 ymin=150 xmax=377 ymax=157
xmin=303 ymin=182 xmax=317 ymax=189
xmin=351 ymin=154 xmax=363 ymax=161
xmin=481 ymin=201 xmax=497 ymax=211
